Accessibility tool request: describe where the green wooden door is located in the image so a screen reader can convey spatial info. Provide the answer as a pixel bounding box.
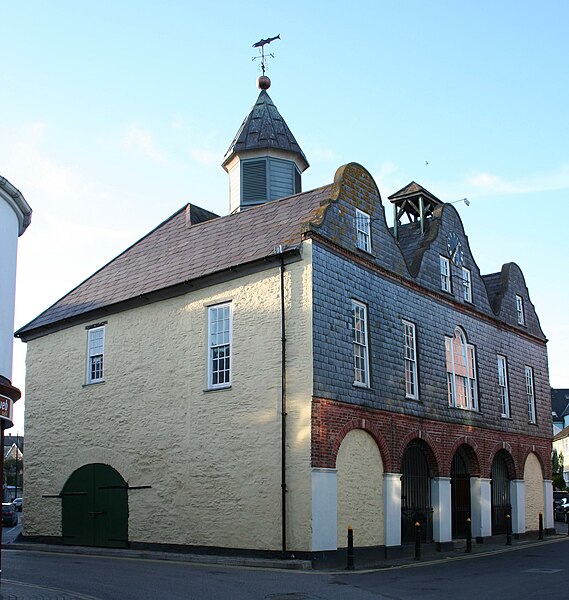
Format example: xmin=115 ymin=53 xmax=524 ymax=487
xmin=62 ymin=463 xmax=128 ymax=548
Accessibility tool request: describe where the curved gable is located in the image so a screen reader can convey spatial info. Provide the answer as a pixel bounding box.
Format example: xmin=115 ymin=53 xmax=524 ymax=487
xmin=484 ymin=262 xmax=546 ymax=339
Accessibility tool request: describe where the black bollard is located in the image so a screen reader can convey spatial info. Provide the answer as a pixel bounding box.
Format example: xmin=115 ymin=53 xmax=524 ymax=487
xmin=465 ymin=517 xmax=472 ymax=553
xmin=414 ymin=521 xmax=421 ymax=560
xmin=506 ymin=514 xmax=512 ymax=545
xmin=538 ymin=512 xmax=543 ymax=540
xmin=347 ymin=526 xmax=355 ymax=570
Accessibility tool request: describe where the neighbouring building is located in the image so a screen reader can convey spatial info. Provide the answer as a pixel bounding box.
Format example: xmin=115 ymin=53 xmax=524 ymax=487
xmin=16 ymin=77 xmax=552 ymax=563
xmin=1 ymin=177 xmax=31 ymax=503
xmin=0 ymin=176 xmax=31 ymax=464
xmin=551 ymin=388 xmax=569 ymax=435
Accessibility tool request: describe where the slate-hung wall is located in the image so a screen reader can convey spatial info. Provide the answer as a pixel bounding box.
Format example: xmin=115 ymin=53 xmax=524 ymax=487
xmin=312 ymin=243 xmax=549 ymax=434
xmin=308 ymin=164 xmax=550 ymax=440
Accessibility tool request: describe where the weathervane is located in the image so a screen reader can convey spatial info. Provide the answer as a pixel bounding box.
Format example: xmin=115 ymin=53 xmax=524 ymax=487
xmin=252 ymin=34 xmax=280 ymax=77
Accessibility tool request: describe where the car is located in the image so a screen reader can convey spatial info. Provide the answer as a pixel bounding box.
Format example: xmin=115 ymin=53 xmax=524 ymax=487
xmin=2 ymin=503 xmax=18 ymax=527
xmin=12 ymin=498 xmax=22 ymax=512
xmin=554 ymin=496 xmax=569 ymax=522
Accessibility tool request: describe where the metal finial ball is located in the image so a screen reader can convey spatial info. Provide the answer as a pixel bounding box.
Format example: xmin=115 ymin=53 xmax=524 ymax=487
xmin=257 ymin=75 xmax=271 ymax=90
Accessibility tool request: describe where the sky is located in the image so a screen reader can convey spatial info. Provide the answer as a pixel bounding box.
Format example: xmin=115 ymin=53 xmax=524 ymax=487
xmin=2 ymin=1 xmax=568 ymax=433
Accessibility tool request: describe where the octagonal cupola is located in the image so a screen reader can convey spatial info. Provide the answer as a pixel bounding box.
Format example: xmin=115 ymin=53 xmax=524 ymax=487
xmin=222 ymin=78 xmax=309 ymax=213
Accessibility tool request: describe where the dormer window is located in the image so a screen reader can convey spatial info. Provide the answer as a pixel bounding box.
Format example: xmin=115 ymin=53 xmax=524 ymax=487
xmin=516 ymin=294 xmax=525 ymax=325
xmin=356 ymin=209 xmax=371 ymax=253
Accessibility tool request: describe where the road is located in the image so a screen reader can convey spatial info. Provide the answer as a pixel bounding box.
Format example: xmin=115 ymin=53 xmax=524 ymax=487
xmin=0 ymin=536 xmax=568 ymax=600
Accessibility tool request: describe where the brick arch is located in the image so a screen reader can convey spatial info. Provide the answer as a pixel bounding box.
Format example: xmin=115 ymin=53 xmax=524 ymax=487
xmin=446 ymin=439 xmax=481 ymax=477
xmin=331 ymin=418 xmax=391 ymax=471
xmin=520 ymin=448 xmax=547 ymax=479
xmin=398 ymin=431 xmax=442 ymax=477
xmin=488 ymin=443 xmax=518 ymax=479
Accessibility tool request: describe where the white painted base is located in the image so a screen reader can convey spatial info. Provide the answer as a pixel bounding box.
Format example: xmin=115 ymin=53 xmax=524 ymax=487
xmin=543 ymin=479 xmax=554 ymax=529
xmin=431 ymin=477 xmax=452 ymax=543
xmin=510 ymin=479 xmax=525 ymax=534
xmin=470 ymin=477 xmax=492 ymax=538
xmin=311 ymin=468 xmax=337 ymax=551
xmin=384 ymin=473 xmax=401 ymax=547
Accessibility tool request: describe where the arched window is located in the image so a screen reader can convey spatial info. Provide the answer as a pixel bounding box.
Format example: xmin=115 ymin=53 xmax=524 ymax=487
xmin=445 ymin=327 xmax=478 ymax=410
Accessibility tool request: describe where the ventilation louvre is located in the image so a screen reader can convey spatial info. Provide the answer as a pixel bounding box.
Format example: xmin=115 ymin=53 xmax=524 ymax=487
xmin=242 ymin=160 xmax=267 ymax=204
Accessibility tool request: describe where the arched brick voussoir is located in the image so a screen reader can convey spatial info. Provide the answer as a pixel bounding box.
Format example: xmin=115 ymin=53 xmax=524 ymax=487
xmin=445 ymin=438 xmax=482 ymax=477
xmin=398 ymin=430 xmax=442 ymax=477
xmin=520 ymin=446 xmax=549 ymax=479
xmin=487 ymin=442 xmax=518 ymax=480
xmin=330 ymin=418 xmax=391 ymax=472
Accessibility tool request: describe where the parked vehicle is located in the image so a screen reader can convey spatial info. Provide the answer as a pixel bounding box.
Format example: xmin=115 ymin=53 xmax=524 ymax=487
xmin=12 ymin=498 xmax=22 ymax=512
xmin=554 ymin=495 xmax=569 ymax=521
xmin=2 ymin=503 xmax=18 ymax=527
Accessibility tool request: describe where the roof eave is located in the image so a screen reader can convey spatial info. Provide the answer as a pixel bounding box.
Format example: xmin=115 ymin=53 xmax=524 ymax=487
xmin=0 ymin=176 xmax=32 ymax=235
xmin=15 ymin=245 xmax=303 ymax=342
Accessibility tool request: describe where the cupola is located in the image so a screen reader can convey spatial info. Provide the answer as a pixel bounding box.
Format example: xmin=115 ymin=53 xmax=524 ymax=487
xmin=388 ymin=181 xmax=443 ymax=239
xmin=222 ymin=77 xmax=309 ymax=213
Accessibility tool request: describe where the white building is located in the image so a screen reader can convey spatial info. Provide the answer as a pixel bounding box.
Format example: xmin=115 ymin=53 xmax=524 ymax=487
xmin=0 ymin=176 xmax=31 ymax=428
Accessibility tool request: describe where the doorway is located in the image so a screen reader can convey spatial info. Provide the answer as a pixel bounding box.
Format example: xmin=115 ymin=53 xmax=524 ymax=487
xmin=62 ymin=463 xmax=128 ymax=548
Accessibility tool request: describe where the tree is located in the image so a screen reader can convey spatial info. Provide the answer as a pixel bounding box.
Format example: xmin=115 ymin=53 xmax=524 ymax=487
xmin=3 ymin=457 xmax=23 ymax=488
xmin=552 ymin=449 xmax=566 ymax=489
xmin=553 ymin=449 xmax=563 ymax=475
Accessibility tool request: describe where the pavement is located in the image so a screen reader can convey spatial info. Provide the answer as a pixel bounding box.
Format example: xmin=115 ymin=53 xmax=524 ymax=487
xmin=2 ymin=519 xmax=569 ymax=577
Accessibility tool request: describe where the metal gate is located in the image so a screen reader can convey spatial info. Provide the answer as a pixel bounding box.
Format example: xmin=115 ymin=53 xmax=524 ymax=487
xmin=491 ymin=452 xmax=511 ymax=535
xmin=401 ymin=440 xmax=433 ymax=543
xmin=451 ymin=447 xmax=471 ymax=538
xmin=62 ymin=463 xmax=128 ymax=548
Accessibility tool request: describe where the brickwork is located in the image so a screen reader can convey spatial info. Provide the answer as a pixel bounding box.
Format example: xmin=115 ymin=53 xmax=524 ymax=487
xmin=312 ymin=397 xmax=551 ymax=478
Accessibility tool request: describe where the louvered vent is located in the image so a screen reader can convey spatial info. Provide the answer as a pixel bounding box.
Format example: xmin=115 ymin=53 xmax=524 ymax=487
xmin=242 ymin=160 xmax=267 ymax=204
xmin=294 ymin=168 xmax=301 ymax=194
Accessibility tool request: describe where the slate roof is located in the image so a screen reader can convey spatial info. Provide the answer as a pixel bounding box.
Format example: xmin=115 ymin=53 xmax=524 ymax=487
xmin=223 ymin=90 xmax=308 ymax=168
xmin=16 ymin=185 xmax=333 ymax=339
xmin=482 ymin=272 xmax=502 ymax=310
xmin=392 ymin=220 xmax=431 ymax=267
xmin=552 ymin=389 xmax=569 ymax=419
xmin=388 ymin=181 xmax=442 ymax=205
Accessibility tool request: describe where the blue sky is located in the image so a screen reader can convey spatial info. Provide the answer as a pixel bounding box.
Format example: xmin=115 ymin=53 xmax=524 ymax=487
xmin=2 ymin=1 xmax=568 ymax=432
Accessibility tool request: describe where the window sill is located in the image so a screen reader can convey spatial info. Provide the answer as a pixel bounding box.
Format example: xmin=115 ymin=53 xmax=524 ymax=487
xmin=500 ymin=415 xmax=512 ymax=420
xmin=356 ymin=246 xmax=375 ymax=258
xmin=82 ymin=380 xmax=105 ymax=388
xmin=353 ymin=382 xmax=370 ymax=389
xmin=405 ymin=395 xmax=421 ymax=402
xmin=448 ymin=405 xmax=479 ymax=413
xmin=204 ymin=385 xmax=232 ymax=393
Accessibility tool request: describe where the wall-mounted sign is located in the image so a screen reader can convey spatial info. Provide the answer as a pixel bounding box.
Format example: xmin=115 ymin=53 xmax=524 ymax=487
xmin=0 ymin=393 xmax=14 ymax=426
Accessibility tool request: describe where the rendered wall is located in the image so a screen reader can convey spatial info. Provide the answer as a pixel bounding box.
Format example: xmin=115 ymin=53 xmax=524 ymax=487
xmin=336 ymin=429 xmax=384 ymax=547
xmin=0 ymin=199 xmax=19 ymax=379
xmin=23 ymin=243 xmax=313 ymax=551
xmin=524 ymin=452 xmax=544 ymax=531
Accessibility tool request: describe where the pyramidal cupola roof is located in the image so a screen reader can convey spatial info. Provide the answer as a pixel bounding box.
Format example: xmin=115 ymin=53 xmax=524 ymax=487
xmin=223 ymin=90 xmax=309 ymax=170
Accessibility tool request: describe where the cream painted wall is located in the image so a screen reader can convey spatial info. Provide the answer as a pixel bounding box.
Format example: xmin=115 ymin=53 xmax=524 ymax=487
xmin=336 ymin=429 xmax=384 ymax=547
xmin=524 ymin=452 xmax=544 ymax=532
xmin=23 ymin=242 xmax=313 ymax=551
